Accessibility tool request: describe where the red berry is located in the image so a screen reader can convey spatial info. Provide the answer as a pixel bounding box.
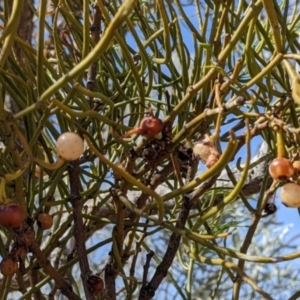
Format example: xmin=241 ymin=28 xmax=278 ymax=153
xmin=139 ymin=116 xmax=163 ymax=138
xmin=122 ymin=116 xmax=163 ymax=138
xmin=37 ymin=213 xmax=53 ymax=230
xmin=280 ymin=182 xmax=300 ymax=207
xmin=268 ymin=157 xmax=294 ymax=181
xmin=0 ymin=203 xmax=26 ymax=228
xmin=0 ymin=258 xmax=18 ymax=276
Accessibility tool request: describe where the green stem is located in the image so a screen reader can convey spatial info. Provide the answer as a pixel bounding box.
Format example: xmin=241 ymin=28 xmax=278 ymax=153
xmin=261 ymin=0 xmax=282 ymax=52
xmin=36 ymin=0 xmax=47 ymax=96
xmin=39 ymin=0 xmax=137 ymax=102
xmin=238 ymin=53 xmax=283 ymax=95
xmin=33 ymin=157 xmax=65 ymax=170
xmin=73 ymin=83 xmax=114 ymax=117
xmin=151 ymin=0 xmax=171 ymax=64
xmin=82 ymin=0 xmax=90 ymax=59
xmin=282 ymin=59 xmax=300 ymax=105
xmin=51 ymin=98 xmax=127 ymax=129
xmin=188 ymin=253 xmax=272 ymax=300
xmin=275 ymin=127 xmax=285 ymax=157
xmin=0 ymin=0 xmax=24 ymax=68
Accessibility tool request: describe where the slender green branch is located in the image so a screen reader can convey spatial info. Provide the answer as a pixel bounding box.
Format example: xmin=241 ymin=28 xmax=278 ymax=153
xmin=151 ymin=0 xmax=171 ymax=64
xmin=73 ymin=83 xmax=114 ymax=117
xmin=188 ymin=253 xmax=273 ymax=300
xmin=36 ymin=0 xmax=47 ymax=96
xmin=39 ymin=0 xmax=137 ymax=102
xmin=0 ymin=0 xmax=24 ymax=68
xmin=282 ymin=59 xmax=300 ymax=105
xmin=261 ymin=0 xmax=282 ymax=52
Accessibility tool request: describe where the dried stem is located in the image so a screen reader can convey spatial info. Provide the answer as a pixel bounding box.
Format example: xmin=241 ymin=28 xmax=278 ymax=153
xmin=104 ymin=254 xmax=118 ymax=300
xmin=138 ymin=194 xmax=193 ymax=299
xmin=68 ymin=160 xmax=94 ymax=300
xmin=10 ymin=222 xmax=81 ymax=300
xmin=142 ymin=251 xmax=154 ymax=287
xmin=103 ymin=188 xmax=126 ymax=297
xmin=31 ymin=240 xmax=81 ymax=300
xmin=29 ymin=268 xmax=43 ymax=300
xmin=86 ymin=4 xmax=102 ymax=107
xmin=232 ymin=180 xmax=278 ymax=300
xmin=138 ymin=153 xmax=202 ymax=299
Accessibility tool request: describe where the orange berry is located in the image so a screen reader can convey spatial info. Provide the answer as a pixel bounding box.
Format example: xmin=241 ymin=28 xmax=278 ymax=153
xmin=37 ymin=213 xmax=53 ymax=230
xmin=268 ymin=157 xmax=294 ymax=181
xmin=0 ymin=258 xmax=18 ymax=276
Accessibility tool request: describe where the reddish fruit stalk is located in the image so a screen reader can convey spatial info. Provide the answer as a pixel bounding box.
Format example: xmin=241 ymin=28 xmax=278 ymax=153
xmin=122 ymin=127 xmax=144 ymax=138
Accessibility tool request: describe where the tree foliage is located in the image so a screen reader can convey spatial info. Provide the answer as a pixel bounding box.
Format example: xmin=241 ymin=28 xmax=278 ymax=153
xmin=0 ymin=0 xmax=300 ymax=299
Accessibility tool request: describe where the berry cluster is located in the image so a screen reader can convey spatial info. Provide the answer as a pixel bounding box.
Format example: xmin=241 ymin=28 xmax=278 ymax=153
xmin=269 ymin=157 xmax=300 ymax=208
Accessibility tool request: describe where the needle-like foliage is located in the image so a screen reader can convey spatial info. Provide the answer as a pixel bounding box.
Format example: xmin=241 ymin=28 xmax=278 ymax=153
xmin=0 ymin=1 xmax=300 ymax=299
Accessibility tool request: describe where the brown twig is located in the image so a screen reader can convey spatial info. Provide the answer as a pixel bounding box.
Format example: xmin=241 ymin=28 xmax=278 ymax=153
xmin=138 ymin=193 xmax=192 ymax=299
xmin=30 ymin=239 xmax=81 ymax=300
xmin=122 ymin=161 xmax=174 ymax=261
xmin=142 ymin=251 xmax=154 ymax=287
xmin=138 ymin=154 xmax=201 ymax=299
xmin=104 ymin=254 xmax=118 ymax=300
xmin=129 ymin=218 xmax=150 ymax=294
xmin=232 ymin=180 xmax=277 ymax=300
xmin=15 ymin=269 xmax=28 ymax=299
xmin=29 ymin=267 xmax=44 ymax=300
xmin=86 ymin=4 xmax=102 ymax=107
xmin=10 ymin=221 xmax=80 ymax=300
xmin=68 ymin=160 xmax=94 ymax=300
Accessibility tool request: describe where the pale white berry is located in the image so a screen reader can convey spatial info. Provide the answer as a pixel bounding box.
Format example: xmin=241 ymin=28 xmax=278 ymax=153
xmin=56 ymin=132 xmax=84 ymax=161
xmin=280 ymin=182 xmax=300 ymax=208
